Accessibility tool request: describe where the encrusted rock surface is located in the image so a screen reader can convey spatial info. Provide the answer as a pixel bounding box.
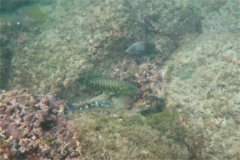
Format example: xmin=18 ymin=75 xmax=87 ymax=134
xmin=162 ymin=32 xmax=240 ymax=159
xmin=0 ymin=89 xmax=81 ymax=160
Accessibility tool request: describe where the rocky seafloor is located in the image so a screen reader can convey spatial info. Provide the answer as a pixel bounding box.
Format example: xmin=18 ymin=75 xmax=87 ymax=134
xmin=1 ymin=0 xmax=239 ymax=159
xmin=162 ymin=32 xmax=240 ymax=159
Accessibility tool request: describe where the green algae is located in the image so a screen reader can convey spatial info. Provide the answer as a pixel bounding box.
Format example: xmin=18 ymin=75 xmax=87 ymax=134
xmin=145 ymin=109 xmax=187 ymax=142
xmin=175 ymin=62 xmax=197 ymax=80
xmin=71 ymin=108 xmax=188 ymax=159
xmin=0 ymin=46 xmax=14 ymax=89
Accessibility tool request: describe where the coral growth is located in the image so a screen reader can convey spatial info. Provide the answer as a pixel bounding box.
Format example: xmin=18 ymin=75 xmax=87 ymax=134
xmin=0 ymin=89 xmax=81 ymax=159
xmin=133 ymin=62 xmax=163 ymax=97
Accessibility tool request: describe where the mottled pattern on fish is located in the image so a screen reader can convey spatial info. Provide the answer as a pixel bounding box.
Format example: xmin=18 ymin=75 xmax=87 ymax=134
xmin=129 ymin=96 xmax=165 ymax=114
xmin=65 ymin=100 xmax=114 ymax=113
xmin=79 ymin=76 xmax=140 ymax=95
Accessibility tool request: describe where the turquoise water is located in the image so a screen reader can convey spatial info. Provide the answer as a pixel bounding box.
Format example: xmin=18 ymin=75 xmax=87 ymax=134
xmin=0 ymin=0 xmax=239 ymax=159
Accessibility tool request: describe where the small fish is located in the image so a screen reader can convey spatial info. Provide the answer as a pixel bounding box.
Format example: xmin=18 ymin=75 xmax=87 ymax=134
xmin=65 ymin=100 xmax=114 ymax=113
xmin=125 ymin=42 xmax=156 ymax=55
xmin=79 ymin=76 xmax=140 ymax=96
xmin=17 ymin=5 xmax=50 ymax=22
xmin=129 ymin=96 xmax=165 ymax=114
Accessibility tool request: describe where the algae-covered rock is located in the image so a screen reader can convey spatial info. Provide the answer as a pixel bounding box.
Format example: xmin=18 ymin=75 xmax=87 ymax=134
xmin=3 ymin=0 xmax=239 ymax=159
xmin=0 ymin=46 xmax=14 ymax=89
xmin=202 ymin=0 xmax=240 ymax=33
xmin=162 ymin=32 xmax=240 ymax=159
xmin=7 ymin=0 xmax=202 ymax=99
xmin=71 ymin=108 xmax=188 ymax=159
xmin=0 ymin=58 xmax=11 ymax=89
xmin=131 ymin=0 xmax=202 ymax=36
xmin=0 ymin=46 xmax=14 ymax=59
xmin=0 ymin=0 xmax=35 ymax=12
xmin=174 ymin=62 xmax=198 ymax=80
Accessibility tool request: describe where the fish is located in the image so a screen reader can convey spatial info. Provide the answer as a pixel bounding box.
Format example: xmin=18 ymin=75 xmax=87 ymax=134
xmin=129 ymin=96 xmax=165 ymax=114
xmin=17 ymin=5 xmax=50 ymax=22
xmin=125 ymin=42 xmax=156 ymax=55
xmin=79 ymin=76 xmax=140 ymax=96
xmin=65 ymin=100 xmax=114 ymax=113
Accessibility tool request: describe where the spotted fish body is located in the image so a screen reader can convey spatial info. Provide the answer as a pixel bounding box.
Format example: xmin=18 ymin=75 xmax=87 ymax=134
xmin=79 ymin=76 xmax=140 ymax=95
xmin=66 ymin=100 xmax=114 ymax=113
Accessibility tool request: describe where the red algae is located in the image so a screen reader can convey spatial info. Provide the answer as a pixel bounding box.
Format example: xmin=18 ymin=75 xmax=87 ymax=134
xmin=0 ymin=89 xmax=82 ymax=159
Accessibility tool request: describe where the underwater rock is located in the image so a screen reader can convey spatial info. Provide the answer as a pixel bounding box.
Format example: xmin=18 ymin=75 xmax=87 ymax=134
xmin=0 ymin=58 xmax=11 ymax=89
xmin=0 ymin=89 xmax=81 ymax=159
xmin=0 ymin=0 xmax=35 ymax=12
xmin=0 ymin=46 xmax=14 ymax=59
xmin=79 ymin=76 xmax=140 ymax=96
xmin=129 ymin=95 xmax=165 ymax=114
xmin=0 ymin=46 xmax=14 ymax=89
xmin=125 ymin=42 xmax=157 ymax=55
